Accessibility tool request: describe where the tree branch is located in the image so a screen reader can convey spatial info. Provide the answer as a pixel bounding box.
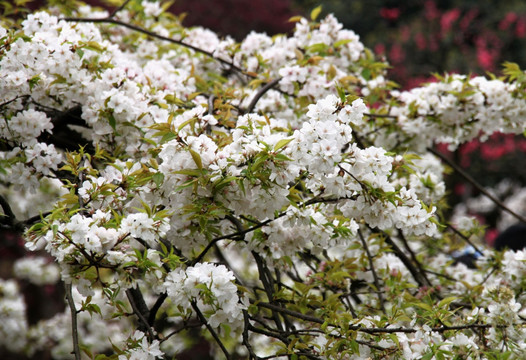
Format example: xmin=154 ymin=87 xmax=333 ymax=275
xmin=357 ymin=229 xmax=386 ymax=312
xmin=191 ymin=301 xmax=232 ymax=360
xmin=65 ymin=282 xmax=81 ymax=360
xmin=148 ymin=292 xmax=167 ymax=326
xmin=428 ymin=146 xmax=526 ymax=224
xmin=244 ymin=77 xmax=282 ymax=114
xmin=446 ymin=223 xmax=483 ymax=255
xmin=126 ymin=286 xmax=155 ymax=341
xmin=256 ymin=301 xmax=518 ymax=334
xmin=0 ymin=194 xmax=16 ymax=226
xmin=108 ymin=0 xmax=132 ymax=19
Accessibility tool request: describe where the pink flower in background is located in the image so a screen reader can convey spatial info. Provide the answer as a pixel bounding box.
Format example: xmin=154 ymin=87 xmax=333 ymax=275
xmin=440 ymin=8 xmax=461 ymax=33
xmin=380 ymin=7 xmax=400 ymax=21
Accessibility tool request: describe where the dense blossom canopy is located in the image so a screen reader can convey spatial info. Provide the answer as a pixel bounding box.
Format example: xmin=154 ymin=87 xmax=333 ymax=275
xmin=1 ymin=1 xmax=526 ymax=359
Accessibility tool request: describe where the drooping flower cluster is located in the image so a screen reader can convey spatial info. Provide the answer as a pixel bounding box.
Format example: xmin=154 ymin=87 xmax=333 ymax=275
xmin=387 ymin=74 xmax=526 ymax=152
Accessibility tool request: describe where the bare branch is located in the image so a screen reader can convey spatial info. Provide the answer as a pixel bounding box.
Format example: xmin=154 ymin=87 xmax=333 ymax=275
xmin=364 ymin=112 xmax=397 ymax=119
xmin=0 ymin=194 xmax=16 ymax=223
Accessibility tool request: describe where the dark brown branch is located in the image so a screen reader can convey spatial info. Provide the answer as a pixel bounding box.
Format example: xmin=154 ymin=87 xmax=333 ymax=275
xmin=428 ymin=146 xmax=526 ymax=224
xmin=369 ymin=227 xmax=429 ymax=288
xmin=148 ymin=292 xmax=167 ymax=326
xmin=252 ymin=251 xmax=285 ymax=332
xmin=160 ymin=320 xmax=202 ymax=342
xmin=0 ymin=194 xmax=16 ymax=223
xmin=398 ymin=230 xmax=432 ymax=287
xmin=62 ymin=17 xmax=247 ymax=75
xmin=0 ymin=95 xmax=30 ymax=109
xmin=243 ymin=310 xmax=260 ymax=360
xmin=245 ymin=77 xmax=282 ymax=114
xmin=191 ymin=196 xmax=349 ymax=265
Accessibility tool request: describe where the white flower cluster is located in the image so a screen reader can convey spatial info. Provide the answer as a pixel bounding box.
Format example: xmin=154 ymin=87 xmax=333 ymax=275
xmin=118 ymin=330 xmax=164 ymax=360
xmin=389 ymin=75 xmax=526 ymax=152
xmin=13 ymin=256 xmax=60 ymax=285
xmin=26 ymin=286 xmax=131 ymax=359
xmin=163 ymin=263 xmax=246 ymax=330
xmin=277 ymin=15 xmax=368 ymax=100
xmin=1 ymin=109 xmax=53 ymax=145
xmin=29 ymin=210 xmax=168 ymax=272
xmin=0 ymin=279 xmax=28 ymax=353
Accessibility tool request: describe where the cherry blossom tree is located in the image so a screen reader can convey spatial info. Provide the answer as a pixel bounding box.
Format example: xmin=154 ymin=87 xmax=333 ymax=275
xmin=1 ymin=1 xmax=526 ymax=359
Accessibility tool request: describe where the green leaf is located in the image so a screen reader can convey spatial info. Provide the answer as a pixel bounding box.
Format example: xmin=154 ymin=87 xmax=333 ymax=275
xmin=361 ymin=68 xmax=371 ymax=81
xmin=413 ymin=302 xmax=433 ymax=312
xmin=273 ymin=137 xmax=293 ymax=151
xmin=288 ymin=15 xmax=303 ymax=23
xmin=189 ymin=149 xmax=203 ymax=170
xmin=152 ymin=172 xmax=164 ymax=188
xmin=28 ymin=75 xmax=40 ymax=90
xmin=108 ymin=113 xmax=117 ymax=131
xmin=438 ymin=296 xmax=457 ymax=309
xmin=334 ymin=39 xmax=352 ymax=48
xmin=310 ymin=5 xmax=322 ymax=21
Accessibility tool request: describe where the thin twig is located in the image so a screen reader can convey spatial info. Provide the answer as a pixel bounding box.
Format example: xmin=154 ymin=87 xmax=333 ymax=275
xmin=357 ymin=229 xmax=386 ymax=312
xmin=252 ymin=251 xmax=284 ymax=332
xmin=370 ymin=226 xmax=429 ymax=288
xmin=65 ymin=282 xmax=81 ymax=360
xmin=160 ymin=320 xmax=202 ymax=342
xmin=243 ymin=310 xmax=260 ymax=360
xmin=398 ymin=230 xmax=432 ymax=286
xmin=108 ymin=0 xmax=132 ymax=18
xmin=256 ymin=301 xmax=519 ymax=334
xmin=446 ymin=224 xmax=483 ymax=255
xmin=364 ymin=112 xmax=397 ymax=119
xmin=191 ymin=301 xmax=232 ymax=360
xmin=428 ymin=146 xmax=526 ymax=224
xmin=191 ymin=195 xmax=350 ymax=266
